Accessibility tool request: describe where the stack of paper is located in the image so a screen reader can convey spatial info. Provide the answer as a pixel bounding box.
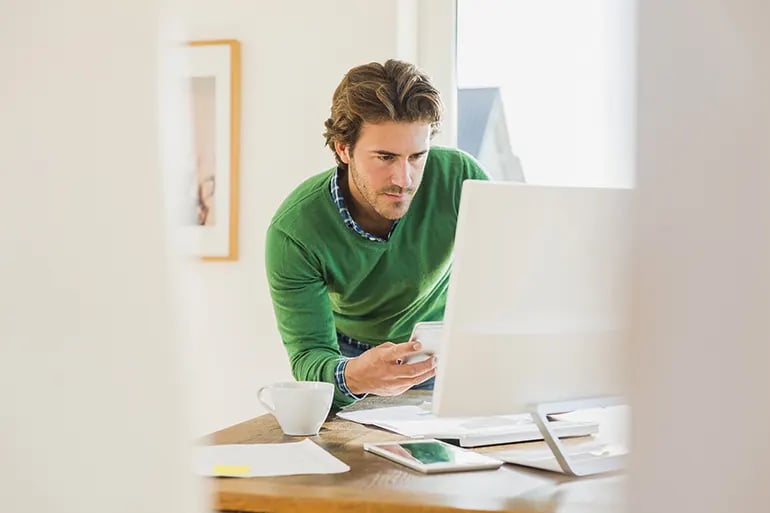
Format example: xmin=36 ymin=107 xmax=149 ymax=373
xmin=196 ymin=439 xmax=350 ymax=477
xmin=338 ymin=404 xmax=598 ymax=447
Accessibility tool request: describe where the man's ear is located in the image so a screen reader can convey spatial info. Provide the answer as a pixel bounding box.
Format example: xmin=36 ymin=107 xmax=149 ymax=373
xmin=334 ymin=141 xmax=351 ymax=165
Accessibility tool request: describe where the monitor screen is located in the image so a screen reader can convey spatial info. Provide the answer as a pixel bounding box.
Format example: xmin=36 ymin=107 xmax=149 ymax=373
xmin=432 ymin=180 xmax=632 ymax=417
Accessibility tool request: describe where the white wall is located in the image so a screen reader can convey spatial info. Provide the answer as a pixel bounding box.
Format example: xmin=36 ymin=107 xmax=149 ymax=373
xmin=418 ymin=0 xmax=458 ymax=147
xmin=0 ymin=1 xmax=202 ymax=512
xmin=630 ymin=1 xmax=770 ymax=512
xmin=176 ymin=0 xmax=455 ymax=435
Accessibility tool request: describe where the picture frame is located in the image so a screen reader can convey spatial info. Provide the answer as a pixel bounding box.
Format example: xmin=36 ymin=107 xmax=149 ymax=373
xmin=182 ymin=39 xmax=241 ymax=261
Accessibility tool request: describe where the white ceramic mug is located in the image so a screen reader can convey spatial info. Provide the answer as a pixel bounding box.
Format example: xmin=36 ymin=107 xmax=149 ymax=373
xmin=257 ymin=381 xmax=334 ymax=436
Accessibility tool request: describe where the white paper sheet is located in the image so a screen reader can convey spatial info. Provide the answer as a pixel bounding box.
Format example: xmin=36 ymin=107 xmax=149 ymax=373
xmin=195 ymin=439 xmax=350 ymax=477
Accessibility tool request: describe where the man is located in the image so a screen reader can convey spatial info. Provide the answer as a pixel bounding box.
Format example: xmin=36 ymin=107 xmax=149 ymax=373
xmin=265 ymin=59 xmax=487 ymax=408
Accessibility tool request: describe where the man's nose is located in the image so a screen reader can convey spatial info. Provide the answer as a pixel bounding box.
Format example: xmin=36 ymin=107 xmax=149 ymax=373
xmin=391 ymin=159 xmax=413 ymax=189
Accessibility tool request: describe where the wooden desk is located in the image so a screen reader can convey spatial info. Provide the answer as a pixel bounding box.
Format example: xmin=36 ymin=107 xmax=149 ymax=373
xmin=206 ymin=392 xmax=625 ymax=513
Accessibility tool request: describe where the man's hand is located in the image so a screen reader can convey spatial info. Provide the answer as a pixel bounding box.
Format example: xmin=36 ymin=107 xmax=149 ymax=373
xmin=344 ymin=341 xmax=437 ymax=396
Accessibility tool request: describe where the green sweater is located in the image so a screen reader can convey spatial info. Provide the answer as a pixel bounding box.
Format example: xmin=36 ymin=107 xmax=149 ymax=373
xmin=265 ymin=147 xmax=487 ymax=407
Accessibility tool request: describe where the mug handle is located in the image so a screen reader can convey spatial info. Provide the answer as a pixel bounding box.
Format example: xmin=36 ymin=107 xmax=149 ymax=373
xmin=257 ymin=386 xmax=276 ymax=415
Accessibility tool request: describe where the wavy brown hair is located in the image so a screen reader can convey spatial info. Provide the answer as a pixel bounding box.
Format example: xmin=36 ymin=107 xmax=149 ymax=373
xmin=323 ymin=59 xmax=443 ymax=170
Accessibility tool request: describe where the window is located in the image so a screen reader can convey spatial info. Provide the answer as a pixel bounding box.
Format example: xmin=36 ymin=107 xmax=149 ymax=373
xmin=456 ymin=0 xmax=636 ymax=186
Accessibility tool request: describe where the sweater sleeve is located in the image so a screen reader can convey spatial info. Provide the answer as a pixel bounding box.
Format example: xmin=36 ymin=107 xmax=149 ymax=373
xmin=265 ymin=224 xmax=355 ymax=408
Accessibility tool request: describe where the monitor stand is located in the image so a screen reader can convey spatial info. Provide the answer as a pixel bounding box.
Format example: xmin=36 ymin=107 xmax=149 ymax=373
xmin=530 ymin=396 xmax=628 ymax=476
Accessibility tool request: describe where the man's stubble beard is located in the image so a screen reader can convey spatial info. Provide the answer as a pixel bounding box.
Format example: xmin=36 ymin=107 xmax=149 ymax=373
xmin=348 ymin=158 xmax=413 ymax=221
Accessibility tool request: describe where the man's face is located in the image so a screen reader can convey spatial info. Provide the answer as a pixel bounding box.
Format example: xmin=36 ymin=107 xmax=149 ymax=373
xmin=336 ymin=121 xmax=431 ymax=224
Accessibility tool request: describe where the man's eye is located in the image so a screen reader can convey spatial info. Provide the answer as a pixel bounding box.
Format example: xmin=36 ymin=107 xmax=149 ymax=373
xmin=378 ymin=155 xmax=395 ymax=162
xmin=409 ymin=154 xmax=425 ymax=161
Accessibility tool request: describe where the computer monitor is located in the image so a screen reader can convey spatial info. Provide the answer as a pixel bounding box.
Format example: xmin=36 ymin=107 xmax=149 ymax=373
xmin=432 ymin=180 xmax=632 ymax=419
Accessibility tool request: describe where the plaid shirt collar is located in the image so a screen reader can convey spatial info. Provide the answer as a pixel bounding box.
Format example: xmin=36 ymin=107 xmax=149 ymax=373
xmin=329 ymin=167 xmax=397 ymax=242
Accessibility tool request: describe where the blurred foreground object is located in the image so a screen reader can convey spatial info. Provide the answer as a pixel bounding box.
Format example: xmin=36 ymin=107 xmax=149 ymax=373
xmin=630 ymin=1 xmax=770 ymax=512
xmin=0 ymin=1 xmax=202 ymax=512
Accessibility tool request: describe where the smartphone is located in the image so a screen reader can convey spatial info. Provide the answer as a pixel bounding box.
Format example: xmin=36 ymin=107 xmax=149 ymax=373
xmin=404 ymin=321 xmax=443 ymax=364
xmin=364 ymin=439 xmax=503 ymax=474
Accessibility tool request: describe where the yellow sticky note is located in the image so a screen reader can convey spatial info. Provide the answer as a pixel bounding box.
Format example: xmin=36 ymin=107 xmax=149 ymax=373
xmin=212 ymin=464 xmax=251 ymax=477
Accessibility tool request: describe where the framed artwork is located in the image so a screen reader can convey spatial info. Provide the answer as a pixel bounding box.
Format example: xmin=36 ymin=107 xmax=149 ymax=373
xmin=182 ymin=39 xmax=241 ymax=261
